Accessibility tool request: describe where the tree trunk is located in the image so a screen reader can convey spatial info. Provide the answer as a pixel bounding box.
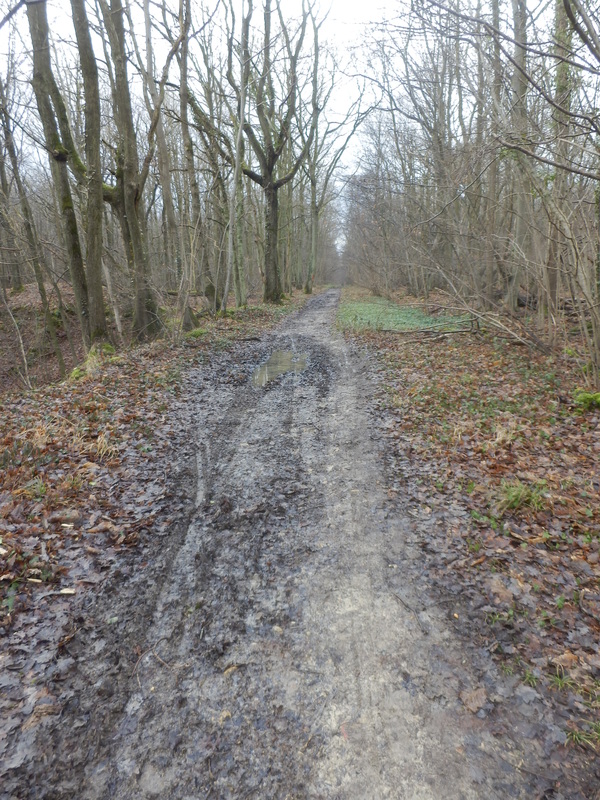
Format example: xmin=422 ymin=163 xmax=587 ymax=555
xmin=545 ymin=0 xmax=573 ymax=320
xmin=0 ymin=145 xmax=21 ymax=290
xmin=233 ymin=184 xmax=247 ymax=306
xmin=486 ymin=0 xmax=502 ymax=310
xmin=178 ymin=0 xmax=202 ymax=320
xmin=27 ymin=0 xmax=90 ymax=346
xmin=70 ymin=0 xmax=107 ymax=342
xmin=305 ymin=181 xmax=318 ymax=294
xmin=142 ymin=0 xmax=178 ymax=280
xmin=223 ymin=0 xmax=252 ymax=312
xmin=506 ymin=0 xmax=529 ymax=313
xmin=99 ymin=0 xmax=159 ymax=340
xmin=264 ymin=183 xmax=282 ymax=301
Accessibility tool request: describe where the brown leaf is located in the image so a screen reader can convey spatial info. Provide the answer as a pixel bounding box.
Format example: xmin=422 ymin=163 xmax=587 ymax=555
xmin=551 ymin=651 xmax=579 ymax=669
xmin=460 ymin=687 xmax=487 ymax=713
xmin=88 ymin=520 xmax=116 ymax=533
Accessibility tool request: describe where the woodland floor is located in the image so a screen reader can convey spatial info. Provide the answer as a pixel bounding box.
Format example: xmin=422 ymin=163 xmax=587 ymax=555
xmin=0 ymin=283 xmax=86 ymax=391
xmin=1 ymin=287 xmax=599 ymax=798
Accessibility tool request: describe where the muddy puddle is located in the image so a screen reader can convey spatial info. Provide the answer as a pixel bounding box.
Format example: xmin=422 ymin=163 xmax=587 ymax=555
xmin=252 ymin=349 xmax=307 ymax=387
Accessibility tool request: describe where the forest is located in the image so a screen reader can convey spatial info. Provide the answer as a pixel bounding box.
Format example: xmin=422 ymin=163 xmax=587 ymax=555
xmin=2 ymin=0 xmax=600 ymax=794
xmin=0 ymin=0 xmax=599 ymax=386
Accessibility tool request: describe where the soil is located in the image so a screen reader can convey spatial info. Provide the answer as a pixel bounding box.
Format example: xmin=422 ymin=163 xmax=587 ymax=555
xmin=2 ymin=289 xmax=598 ymax=799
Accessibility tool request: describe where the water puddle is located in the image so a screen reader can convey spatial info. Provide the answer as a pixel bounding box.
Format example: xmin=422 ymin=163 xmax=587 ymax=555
xmin=252 ymin=350 xmax=307 ymax=387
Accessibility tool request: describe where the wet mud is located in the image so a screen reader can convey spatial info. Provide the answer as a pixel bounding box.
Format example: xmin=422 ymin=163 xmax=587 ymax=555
xmin=2 ymin=290 xmax=597 ymax=799
xmin=252 ymin=349 xmax=308 ymax=387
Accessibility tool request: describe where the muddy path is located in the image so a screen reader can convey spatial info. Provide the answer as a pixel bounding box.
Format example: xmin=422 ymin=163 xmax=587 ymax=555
xmin=3 ymin=289 xmax=591 ymax=798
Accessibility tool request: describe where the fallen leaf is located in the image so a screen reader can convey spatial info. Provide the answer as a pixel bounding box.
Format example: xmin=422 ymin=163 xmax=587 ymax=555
xmin=460 ymin=687 xmax=487 ymax=713
xmin=551 ymin=651 xmax=579 ymax=669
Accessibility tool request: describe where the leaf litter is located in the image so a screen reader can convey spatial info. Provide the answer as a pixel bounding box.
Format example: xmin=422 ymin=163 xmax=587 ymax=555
xmin=340 ymin=286 xmax=600 ymax=754
xmin=3 ymin=285 xmax=599 ymax=795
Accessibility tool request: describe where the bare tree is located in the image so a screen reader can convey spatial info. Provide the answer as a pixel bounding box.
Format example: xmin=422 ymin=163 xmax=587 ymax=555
xmin=222 ymin=0 xmax=252 ymax=312
xmin=227 ymin=0 xmax=319 ymax=301
xmin=26 ymin=0 xmax=90 ymax=344
xmin=97 ymin=0 xmax=160 ymax=340
xmin=0 ymin=72 xmax=65 ymax=375
xmin=70 ymin=0 xmax=107 ymax=341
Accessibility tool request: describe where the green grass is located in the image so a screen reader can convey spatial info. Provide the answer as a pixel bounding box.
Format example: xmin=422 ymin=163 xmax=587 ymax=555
xmin=497 ymin=479 xmax=548 ymax=514
xmin=184 ymin=327 xmax=208 ymax=339
xmin=337 ymin=297 xmax=468 ymax=332
xmin=574 ymin=390 xmax=600 ymax=411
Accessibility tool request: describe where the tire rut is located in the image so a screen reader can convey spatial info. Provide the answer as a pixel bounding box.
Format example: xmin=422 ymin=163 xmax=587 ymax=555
xmin=3 ymin=289 xmax=579 ymax=799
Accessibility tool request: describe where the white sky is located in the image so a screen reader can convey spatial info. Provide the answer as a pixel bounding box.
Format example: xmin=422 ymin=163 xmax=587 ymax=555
xmin=0 ymin=0 xmax=399 ymax=71
xmin=320 ymin=0 xmax=396 ymax=42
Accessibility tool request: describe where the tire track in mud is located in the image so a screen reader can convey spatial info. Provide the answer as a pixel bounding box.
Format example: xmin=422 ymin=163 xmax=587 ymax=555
xmin=3 ymin=289 xmax=580 ymax=799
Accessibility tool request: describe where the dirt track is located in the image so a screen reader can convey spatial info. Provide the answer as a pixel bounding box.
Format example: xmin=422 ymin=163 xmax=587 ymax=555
xmin=3 ymin=289 xmax=593 ymax=798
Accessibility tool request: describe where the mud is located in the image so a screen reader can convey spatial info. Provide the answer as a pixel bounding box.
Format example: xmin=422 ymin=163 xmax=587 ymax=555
xmin=252 ymin=349 xmax=307 ymax=386
xmin=2 ymin=289 xmax=596 ymax=799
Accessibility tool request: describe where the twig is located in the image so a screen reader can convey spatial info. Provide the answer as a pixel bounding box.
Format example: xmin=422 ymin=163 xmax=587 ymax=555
xmin=396 ymin=331 xmax=476 ymax=345
xmin=579 ymin=589 xmax=600 ymax=624
xmin=393 ymin=592 xmax=429 ymax=634
xmin=131 ymin=636 xmax=169 ymax=682
xmin=153 ymin=650 xmax=171 ymax=669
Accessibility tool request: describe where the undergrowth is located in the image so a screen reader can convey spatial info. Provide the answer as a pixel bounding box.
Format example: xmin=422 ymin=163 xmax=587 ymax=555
xmin=337 ymin=293 xmax=468 ymax=332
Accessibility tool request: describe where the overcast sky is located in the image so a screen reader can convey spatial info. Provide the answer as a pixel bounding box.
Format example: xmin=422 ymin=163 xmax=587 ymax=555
xmin=276 ymin=0 xmax=400 ymax=51
xmin=0 ymin=0 xmax=398 ymax=63
xmin=321 ymin=0 xmax=395 ymax=40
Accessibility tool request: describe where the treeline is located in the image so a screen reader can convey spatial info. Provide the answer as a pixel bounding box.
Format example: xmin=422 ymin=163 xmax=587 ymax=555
xmin=0 ymin=0 xmax=345 ymax=366
xmin=343 ymin=0 xmax=600 ymax=379
xmin=3 ymin=0 xmax=599 ymax=383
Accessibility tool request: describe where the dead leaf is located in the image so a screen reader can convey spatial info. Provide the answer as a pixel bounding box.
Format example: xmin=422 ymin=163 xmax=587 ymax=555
xmin=460 ymin=687 xmax=487 ymax=713
xmin=88 ymin=520 xmax=116 ymax=533
xmin=551 ymin=651 xmax=579 ymax=669
xmin=487 ymin=575 xmax=514 ymax=606
xmin=21 ymin=702 xmax=62 ymax=730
